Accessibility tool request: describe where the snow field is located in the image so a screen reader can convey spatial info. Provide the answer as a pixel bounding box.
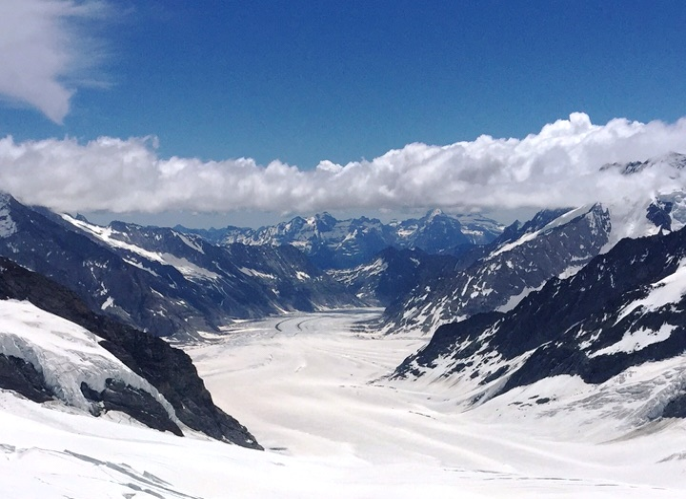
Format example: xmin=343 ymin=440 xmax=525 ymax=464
xmin=187 ymin=310 xmax=686 ymax=497
xmin=0 ymin=309 xmax=685 ymax=497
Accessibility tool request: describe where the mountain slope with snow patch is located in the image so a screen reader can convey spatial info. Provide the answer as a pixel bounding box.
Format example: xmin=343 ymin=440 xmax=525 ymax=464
xmin=0 ymin=257 xmax=261 ymax=448
xmin=0 ymin=194 xmax=361 ymax=338
xmin=392 ymin=223 xmax=686 ymax=425
xmin=382 ymin=204 xmax=611 ymax=334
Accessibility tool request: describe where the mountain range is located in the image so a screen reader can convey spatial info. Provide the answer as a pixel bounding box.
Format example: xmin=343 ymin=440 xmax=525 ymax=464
xmin=178 ymin=209 xmax=503 ymax=269
xmin=377 ymin=153 xmax=686 ymax=335
xmin=2 ymin=152 xmax=686 ymax=483
xmin=0 ymin=194 xmax=361 ymax=339
xmin=380 ymin=204 xmax=612 ymax=334
xmin=392 ymin=220 xmax=686 ymax=425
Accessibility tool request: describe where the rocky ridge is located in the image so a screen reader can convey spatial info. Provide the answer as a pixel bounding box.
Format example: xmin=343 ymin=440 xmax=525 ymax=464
xmin=0 ymin=257 xmax=261 ymax=449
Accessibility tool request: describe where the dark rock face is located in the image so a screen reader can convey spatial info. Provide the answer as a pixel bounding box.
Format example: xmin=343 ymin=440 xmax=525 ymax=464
xmin=327 ymin=247 xmax=458 ymax=306
xmin=390 ymin=210 xmax=472 ymax=254
xmin=646 ymin=201 xmax=672 ymax=231
xmin=393 ymin=225 xmax=686 ymax=419
xmin=382 ymin=205 xmax=611 ymax=333
xmin=0 ymin=194 xmax=360 ymax=338
xmin=0 ymin=258 xmax=262 ymax=449
xmin=662 ymin=393 xmax=686 ymax=418
xmin=81 ymin=379 xmax=183 ymax=436
xmin=180 ymin=209 xmax=502 ymax=270
xmin=0 ymin=354 xmax=55 ymax=403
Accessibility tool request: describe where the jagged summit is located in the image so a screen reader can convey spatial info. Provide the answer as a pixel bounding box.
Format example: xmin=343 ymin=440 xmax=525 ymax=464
xmin=426 ymin=208 xmax=445 ymax=219
xmin=307 ymin=211 xmax=338 ymax=227
xmin=601 ymin=151 xmax=686 ymax=175
xmin=0 ymin=192 xmax=13 ymax=205
xmin=180 ymin=210 xmax=503 ymax=269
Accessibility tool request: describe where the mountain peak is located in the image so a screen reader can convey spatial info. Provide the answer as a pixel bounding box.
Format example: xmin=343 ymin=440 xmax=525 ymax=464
xmin=0 ymin=192 xmax=12 ymax=205
xmin=601 ymin=151 xmax=686 ymax=175
xmin=425 ymin=208 xmax=445 ymax=219
xmin=304 ymin=212 xmax=337 ymax=232
xmin=315 ymin=211 xmax=337 ymax=223
xmin=651 ymin=151 xmax=686 ymax=169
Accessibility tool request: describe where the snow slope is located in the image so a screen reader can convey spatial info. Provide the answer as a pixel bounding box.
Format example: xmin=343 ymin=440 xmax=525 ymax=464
xmin=0 ymin=299 xmax=176 ymax=420
xmin=1 ymin=310 xmax=685 ymax=497
xmin=601 ymin=152 xmax=686 ymax=247
xmin=62 ymin=214 xmax=223 ymax=282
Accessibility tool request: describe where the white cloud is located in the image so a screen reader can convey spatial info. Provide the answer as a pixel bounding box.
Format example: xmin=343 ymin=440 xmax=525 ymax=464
xmin=1 ymin=113 xmax=686 ymax=215
xmin=0 ymin=0 xmax=107 ymax=123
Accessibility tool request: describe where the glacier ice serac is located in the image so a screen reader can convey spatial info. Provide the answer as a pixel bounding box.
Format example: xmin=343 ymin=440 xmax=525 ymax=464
xmin=0 ymin=256 xmax=261 ymax=447
xmin=0 ymin=299 xmax=178 ymax=422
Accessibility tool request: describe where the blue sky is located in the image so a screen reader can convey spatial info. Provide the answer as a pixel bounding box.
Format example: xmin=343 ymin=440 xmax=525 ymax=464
xmin=4 ymin=0 xmax=686 ymax=168
xmin=1 ymin=1 xmax=686 ymax=227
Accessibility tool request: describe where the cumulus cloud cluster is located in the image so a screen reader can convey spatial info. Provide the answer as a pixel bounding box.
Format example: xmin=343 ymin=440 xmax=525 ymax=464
xmin=1 ymin=113 xmax=686 ymax=215
xmin=0 ymin=0 xmax=106 ymax=123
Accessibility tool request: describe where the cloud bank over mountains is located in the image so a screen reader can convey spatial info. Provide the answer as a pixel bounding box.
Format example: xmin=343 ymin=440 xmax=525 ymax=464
xmin=1 ymin=3 xmax=685 ymax=218
xmin=1 ymin=113 xmax=686 ymax=215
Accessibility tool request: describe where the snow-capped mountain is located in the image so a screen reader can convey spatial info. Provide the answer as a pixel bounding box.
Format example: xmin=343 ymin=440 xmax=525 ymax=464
xmin=600 ymin=152 xmax=686 ymax=246
xmin=0 ymin=257 xmax=260 ymax=448
xmin=179 ymin=209 xmax=503 ymax=269
xmin=377 ymin=153 xmax=686 ymax=335
xmin=327 ymin=247 xmax=458 ymax=306
xmin=601 ymin=151 xmax=686 ymax=175
xmin=392 ymin=223 xmax=686 ymax=427
xmin=389 ymin=209 xmax=501 ymax=251
xmin=0 ymin=194 xmax=361 ymax=338
xmin=381 ymin=204 xmax=611 ymax=334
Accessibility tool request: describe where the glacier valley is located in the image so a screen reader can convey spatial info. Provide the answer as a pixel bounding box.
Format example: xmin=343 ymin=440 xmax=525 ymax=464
xmin=2 ymin=309 xmax=685 ymax=498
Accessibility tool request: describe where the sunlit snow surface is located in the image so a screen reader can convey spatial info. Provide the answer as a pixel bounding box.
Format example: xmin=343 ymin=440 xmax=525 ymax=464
xmin=0 ymin=300 xmax=176 ymax=418
xmin=61 ymin=214 xmax=221 ymax=281
xmin=2 ymin=310 xmax=686 ymax=497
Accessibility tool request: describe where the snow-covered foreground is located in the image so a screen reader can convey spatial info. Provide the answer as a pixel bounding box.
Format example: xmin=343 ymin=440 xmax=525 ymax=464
xmin=1 ymin=309 xmax=685 ymax=497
